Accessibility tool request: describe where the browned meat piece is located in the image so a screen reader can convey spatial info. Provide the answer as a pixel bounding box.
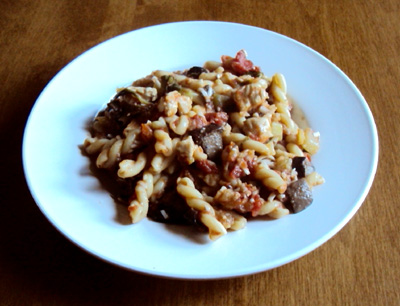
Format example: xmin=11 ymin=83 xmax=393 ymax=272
xmin=292 ymin=156 xmax=314 ymax=178
xmin=285 ymin=178 xmax=313 ymax=213
xmin=147 ymin=187 xmax=200 ymax=226
xmin=94 ymin=89 xmax=157 ymax=137
xmin=110 ymin=88 xmax=156 ymax=118
xmin=190 ymin=123 xmax=223 ymax=160
xmin=186 ymin=66 xmax=209 ymax=79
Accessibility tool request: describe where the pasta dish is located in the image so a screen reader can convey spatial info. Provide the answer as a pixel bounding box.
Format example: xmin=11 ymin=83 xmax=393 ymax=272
xmin=83 ymin=50 xmax=324 ymax=240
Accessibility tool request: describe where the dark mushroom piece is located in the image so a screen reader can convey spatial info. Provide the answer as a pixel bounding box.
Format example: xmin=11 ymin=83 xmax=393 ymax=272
xmin=212 ymin=93 xmax=236 ymax=112
xmin=160 ymin=75 xmax=182 ymax=94
xmin=92 ymin=87 xmax=157 ymax=137
xmin=186 ymin=66 xmax=209 ymax=79
xmin=190 ymin=123 xmax=223 ymax=160
xmin=292 ymin=156 xmax=314 ymax=178
xmin=285 ymin=178 xmax=313 ymax=213
xmin=147 ymin=187 xmax=200 ymax=226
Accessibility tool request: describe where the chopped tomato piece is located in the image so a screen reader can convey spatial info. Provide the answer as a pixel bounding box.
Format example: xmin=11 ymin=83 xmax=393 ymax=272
xmin=189 ymin=114 xmax=208 ymax=130
xmin=205 ymin=112 xmax=228 ymax=125
xmin=196 ymin=160 xmax=219 ymax=174
xmin=221 ymin=50 xmax=260 ymax=75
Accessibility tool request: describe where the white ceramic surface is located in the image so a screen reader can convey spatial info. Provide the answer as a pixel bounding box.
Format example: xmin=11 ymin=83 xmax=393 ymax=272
xmin=22 ymin=21 xmax=378 ymax=279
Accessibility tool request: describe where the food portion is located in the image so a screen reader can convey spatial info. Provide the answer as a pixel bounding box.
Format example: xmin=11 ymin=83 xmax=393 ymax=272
xmin=83 ymin=50 xmax=324 ymax=241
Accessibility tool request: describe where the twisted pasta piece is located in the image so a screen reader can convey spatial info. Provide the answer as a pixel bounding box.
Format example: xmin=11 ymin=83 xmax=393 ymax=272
xmin=88 ymin=121 xmax=142 ymax=169
xmin=177 ymin=76 xmax=214 ymax=91
xmin=203 ymin=60 xmax=223 ymax=72
xmin=83 ymin=137 xmax=116 ymax=155
xmin=150 ymin=153 xmax=175 ymax=174
xmin=198 ymin=66 xmax=224 ymax=81
xmin=276 ymin=103 xmax=298 ymax=135
xmin=149 ymin=116 xmax=167 ymax=130
xmin=154 ymin=129 xmax=173 ymax=156
xmin=254 ymin=193 xmax=290 ymax=218
xmin=229 ymin=112 xmax=246 ymax=129
xmin=214 ymin=208 xmax=247 ymax=231
xmin=128 ymin=171 xmax=157 ymax=223
xmin=305 ymin=171 xmax=325 ymax=188
xmin=150 ymin=138 xmax=179 ymax=174
xmin=176 ymin=177 xmax=227 ymax=241
xmin=95 ymin=138 xmax=124 ymax=168
xmin=121 ymin=121 xmax=142 ymax=154
xmin=150 ymin=175 xmax=168 ymax=202
xmin=267 ymin=204 xmax=290 ymax=219
xmin=117 ymin=152 xmax=147 ymax=178
xmin=223 ymin=132 xmax=275 ymax=156
xmin=271 ymin=121 xmax=283 ymax=140
xmin=301 ymin=128 xmax=320 ymax=155
xmin=213 ymin=81 xmax=234 ymax=96
xmin=254 ymin=162 xmax=287 ymax=193
xmin=269 ymin=73 xmax=298 ymax=135
xmin=165 ymin=114 xmax=190 ymax=135
xmin=270 ymin=73 xmax=288 ymax=103
xmin=286 ymin=143 xmax=304 ymax=157
xmin=274 ymin=150 xmax=293 ymax=172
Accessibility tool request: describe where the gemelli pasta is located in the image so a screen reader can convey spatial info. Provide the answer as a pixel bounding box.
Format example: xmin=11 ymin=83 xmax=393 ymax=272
xmin=83 ymin=50 xmax=324 ymax=241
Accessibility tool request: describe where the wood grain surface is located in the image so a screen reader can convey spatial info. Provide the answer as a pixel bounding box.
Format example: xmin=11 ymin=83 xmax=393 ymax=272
xmin=1 ymin=1 xmax=399 ymax=305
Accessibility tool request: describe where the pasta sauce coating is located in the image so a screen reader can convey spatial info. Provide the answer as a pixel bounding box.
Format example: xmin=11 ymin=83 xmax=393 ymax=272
xmin=83 ymin=50 xmax=324 ymax=241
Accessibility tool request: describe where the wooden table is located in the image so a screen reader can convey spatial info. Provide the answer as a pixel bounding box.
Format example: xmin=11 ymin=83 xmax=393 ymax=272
xmin=1 ymin=1 xmax=398 ymax=305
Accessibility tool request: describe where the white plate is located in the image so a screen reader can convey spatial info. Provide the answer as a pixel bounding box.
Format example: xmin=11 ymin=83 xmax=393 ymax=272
xmin=23 ymin=21 xmax=378 ymax=279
